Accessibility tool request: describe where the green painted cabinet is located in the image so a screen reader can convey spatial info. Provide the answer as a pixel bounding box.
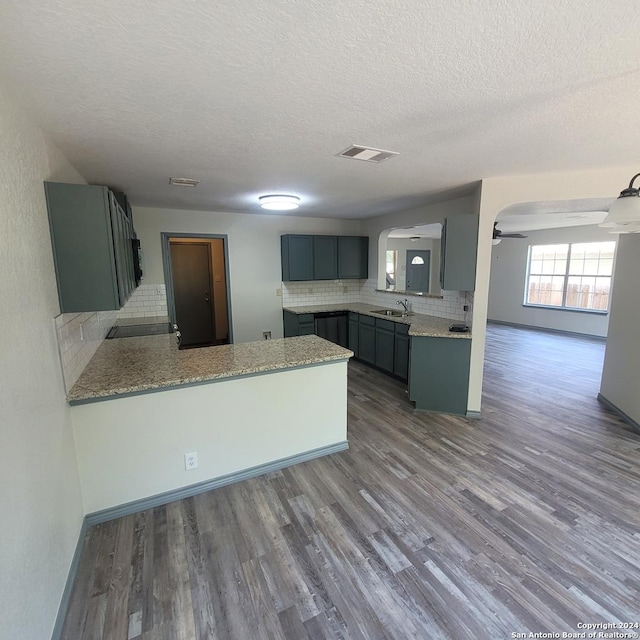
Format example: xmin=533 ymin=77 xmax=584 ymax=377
xmin=281 ymin=234 xmax=368 ymax=281
xmin=313 ymin=236 xmax=338 ymax=279
xmin=348 ymin=313 xmax=359 ymax=353
xmin=44 ymin=182 xmax=137 ymax=313
xmin=281 ymin=235 xmax=314 ymax=281
xmin=409 ymin=336 xmax=471 ymax=415
xmin=394 ymin=325 xmax=410 ymax=381
xmin=374 ymin=318 xmax=395 ymax=374
xmin=283 ymin=310 xmax=315 ymax=337
xmin=338 ymin=236 xmax=369 ymax=279
xmin=440 ymin=215 xmax=479 ymax=291
xmin=358 ymin=318 xmax=376 ymax=365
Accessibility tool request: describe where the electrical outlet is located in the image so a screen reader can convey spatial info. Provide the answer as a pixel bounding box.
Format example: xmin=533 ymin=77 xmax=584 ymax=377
xmin=276 ymin=288 xmax=282 ymax=297
xmin=184 ymin=452 xmax=198 ymax=470
xmin=308 ymin=287 xmax=313 ymax=294
xmin=343 ymin=286 xmax=348 ymax=293
xmin=263 ymin=331 xmax=271 ymax=340
xmin=463 ymin=305 xmax=470 ymax=312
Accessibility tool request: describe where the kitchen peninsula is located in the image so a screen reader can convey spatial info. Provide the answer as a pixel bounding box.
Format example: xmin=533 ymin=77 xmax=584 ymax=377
xmin=67 ymin=334 xmax=352 ymax=516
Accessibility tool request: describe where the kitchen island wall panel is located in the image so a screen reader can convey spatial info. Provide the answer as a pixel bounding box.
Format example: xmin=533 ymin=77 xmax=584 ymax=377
xmin=71 ymin=360 xmax=348 ymax=514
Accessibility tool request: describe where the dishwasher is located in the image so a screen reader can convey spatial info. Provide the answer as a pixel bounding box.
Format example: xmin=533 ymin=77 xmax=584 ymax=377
xmin=314 ymin=311 xmax=348 ymax=348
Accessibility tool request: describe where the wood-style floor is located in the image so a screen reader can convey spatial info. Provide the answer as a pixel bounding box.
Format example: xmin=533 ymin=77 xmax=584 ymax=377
xmin=61 ymin=324 xmax=640 ymax=640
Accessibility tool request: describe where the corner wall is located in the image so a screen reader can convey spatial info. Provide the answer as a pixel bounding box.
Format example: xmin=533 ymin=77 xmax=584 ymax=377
xmin=0 ymin=92 xmax=85 ymax=639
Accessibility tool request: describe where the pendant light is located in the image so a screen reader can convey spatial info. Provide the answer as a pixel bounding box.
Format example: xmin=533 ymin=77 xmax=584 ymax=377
xmin=600 ymin=172 xmax=640 ymax=232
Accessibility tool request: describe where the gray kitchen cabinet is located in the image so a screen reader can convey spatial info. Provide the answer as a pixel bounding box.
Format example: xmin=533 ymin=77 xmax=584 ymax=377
xmin=338 ymin=236 xmax=368 ymax=279
xmin=440 ymin=214 xmax=479 ymax=291
xmin=374 ymin=319 xmax=395 ymax=374
xmin=313 ymin=236 xmax=338 ymax=280
xmin=281 ymin=235 xmax=314 ymax=281
xmin=348 ymin=313 xmax=359 ymax=354
xmin=281 ymin=234 xmax=369 ymax=282
xmin=409 ymin=336 xmax=471 ymax=415
xmin=283 ymin=311 xmax=315 ymax=337
xmin=394 ymin=324 xmax=410 ymax=381
xmin=358 ymin=317 xmax=376 ymax=365
xmin=44 ymin=182 xmax=138 ymax=313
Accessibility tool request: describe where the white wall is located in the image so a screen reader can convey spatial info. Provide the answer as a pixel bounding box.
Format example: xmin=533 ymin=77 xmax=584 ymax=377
xmin=71 ymin=361 xmax=348 ymax=513
xmin=132 ymin=207 xmax=363 ymax=343
xmin=0 ymin=92 xmax=85 ymax=639
xmin=488 ymin=224 xmax=614 ymax=337
xmin=600 ymin=233 xmax=640 ymax=424
xmin=472 ymin=166 xmax=638 ymax=414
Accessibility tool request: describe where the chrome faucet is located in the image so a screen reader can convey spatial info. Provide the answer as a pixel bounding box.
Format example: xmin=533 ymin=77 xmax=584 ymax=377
xmin=396 ymin=298 xmax=409 ymax=314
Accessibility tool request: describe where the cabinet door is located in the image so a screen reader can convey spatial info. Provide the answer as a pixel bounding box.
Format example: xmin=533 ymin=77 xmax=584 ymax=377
xmin=394 ymin=333 xmax=410 ymax=381
xmin=108 ymin=193 xmax=130 ymax=305
xmin=281 ymin=235 xmax=314 ymax=281
xmin=440 ymin=215 xmax=478 ymax=291
xmin=338 ymin=236 xmax=368 ymax=279
xmin=358 ymin=323 xmax=376 ymax=365
xmin=375 ymin=328 xmax=395 ymax=373
xmin=45 ymin=182 xmax=120 ymax=312
xmin=313 ymin=236 xmax=338 ymax=279
xmin=283 ymin=310 xmax=299 ymax=337
xmin=348 ymin=319 xmax=359 ymax=355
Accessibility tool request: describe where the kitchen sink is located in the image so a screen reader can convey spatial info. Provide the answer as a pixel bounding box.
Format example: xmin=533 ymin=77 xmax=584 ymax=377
xmin=370 ymin=308 xmax=406 ymax=317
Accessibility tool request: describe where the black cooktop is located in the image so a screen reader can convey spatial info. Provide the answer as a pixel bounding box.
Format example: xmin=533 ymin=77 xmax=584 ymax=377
xmin=106 ymin=322 xmax=173 ymax=339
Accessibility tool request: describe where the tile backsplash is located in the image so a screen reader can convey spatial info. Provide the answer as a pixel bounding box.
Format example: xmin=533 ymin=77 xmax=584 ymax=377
xmin=117 ymin=283 xmax=168 ymax=319
xmin=55 ymin=310 xmax=116 ymax=393
xmin=55 ymin=284 xmax=169 ymax=393
xmin=283 ymin=278 xmax=472 ymax=323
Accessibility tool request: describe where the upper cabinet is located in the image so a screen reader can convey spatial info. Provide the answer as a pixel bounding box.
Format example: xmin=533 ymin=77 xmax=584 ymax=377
xmin=439 ymin=215 xmax=478 ymax=291
xmin=282 ymin=234 xmax=368 ymax=281
xmin=45 ymin=182 xmax=139 ymax=313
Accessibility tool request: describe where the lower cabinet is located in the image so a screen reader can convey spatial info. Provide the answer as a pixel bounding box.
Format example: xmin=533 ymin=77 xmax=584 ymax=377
xmin=394 ymin=331 xmax=410 ymax=380
xmin=283 ymin=311 xmax=315 ymax=337
xmin=409 ymin=336 xmax=471 ymax=416
xmin=358 ymin=322 xmax=376 ymax=366
xmin=349 ymin=312 xmax=409 ymax=382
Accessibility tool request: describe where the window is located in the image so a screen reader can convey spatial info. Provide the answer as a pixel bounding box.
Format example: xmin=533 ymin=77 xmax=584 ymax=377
xmin=410 ymin=256 xmax=425 ymax=265
xmin=525 ymin=241 xmax=615 ymax=312
xmin=385 ymin=250 xmax=396 ymax=287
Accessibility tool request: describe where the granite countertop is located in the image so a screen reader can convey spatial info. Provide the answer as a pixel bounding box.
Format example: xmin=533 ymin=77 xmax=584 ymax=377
xmin=68 ymin=334 xmax=353 ymax=404
xmin=283 ymin=303 xmax=471 ymax=339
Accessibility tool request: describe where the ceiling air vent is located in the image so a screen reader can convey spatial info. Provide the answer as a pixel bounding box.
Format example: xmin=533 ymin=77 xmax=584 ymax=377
xmin=169 ymin=177 xmax=199 ymax=187
xmin=337 ymin=145 xmax=399 ymax=163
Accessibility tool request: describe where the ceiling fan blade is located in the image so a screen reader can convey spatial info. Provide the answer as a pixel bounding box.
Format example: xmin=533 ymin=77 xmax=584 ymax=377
xmin=500 ymin=233 xmax=528 ymax=238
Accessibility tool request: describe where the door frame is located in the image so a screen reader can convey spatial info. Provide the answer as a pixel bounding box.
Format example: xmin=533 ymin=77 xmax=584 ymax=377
xmin=161 ymin=232 xmax=234 ymax=344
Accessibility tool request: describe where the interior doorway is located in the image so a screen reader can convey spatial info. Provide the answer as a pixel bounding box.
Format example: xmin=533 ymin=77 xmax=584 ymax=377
xmin=161 ymin=233 xmax=232 ymax=348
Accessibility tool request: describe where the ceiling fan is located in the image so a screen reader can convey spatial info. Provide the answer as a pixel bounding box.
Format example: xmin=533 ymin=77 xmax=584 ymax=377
xmin=493 ymin=222 xmax=528 ymax=241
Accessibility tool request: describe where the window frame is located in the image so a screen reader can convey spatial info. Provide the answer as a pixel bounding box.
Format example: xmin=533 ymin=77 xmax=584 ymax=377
xmin=523 ymin=241 xmax=615 ymax=315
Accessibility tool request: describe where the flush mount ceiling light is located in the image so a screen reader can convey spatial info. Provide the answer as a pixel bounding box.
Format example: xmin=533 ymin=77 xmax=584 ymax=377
xmin=259 ymin=194 xmax=300 ymax=211
xmin=600 ymin=172 xmax=640 ymax=232
xmin=169 ymin=177 xmax=199 ymax=187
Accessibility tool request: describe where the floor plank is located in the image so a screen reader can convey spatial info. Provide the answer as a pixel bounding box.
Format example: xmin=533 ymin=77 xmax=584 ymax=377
xmin=60 ymin=324 xmax=640 ymax=639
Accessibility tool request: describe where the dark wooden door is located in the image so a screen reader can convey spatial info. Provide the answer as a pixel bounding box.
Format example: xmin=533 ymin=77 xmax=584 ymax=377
xmin=406 ymin=249 xmax=431 ymax=293
xmin=170 ymin=242 xmax=215 ymax=347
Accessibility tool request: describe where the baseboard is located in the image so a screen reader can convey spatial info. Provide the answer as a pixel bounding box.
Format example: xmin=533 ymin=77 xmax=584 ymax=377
xmin=466 ymin=410 xmax=482 ymax=420
xmin=50 ymin=516 xmax=88 ymax=640
xmin=597 ymin=394 xmax=640 ymax=434
xmin=487 ymin=319 xmax=606 ymax=341
xmin=86 ymin=440 xmax=349 ymax=526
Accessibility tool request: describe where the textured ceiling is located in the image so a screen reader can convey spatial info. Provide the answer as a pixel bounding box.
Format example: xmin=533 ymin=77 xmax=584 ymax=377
xmin=0 ymin=0 xmax=638 ymax=218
